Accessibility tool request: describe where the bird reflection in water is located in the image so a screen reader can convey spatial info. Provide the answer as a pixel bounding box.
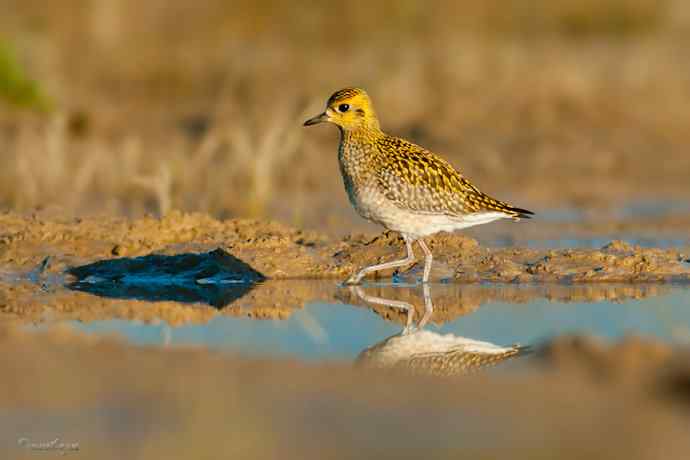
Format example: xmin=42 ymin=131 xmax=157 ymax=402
xmin=352 ymin=284 xmax=531 ymax=376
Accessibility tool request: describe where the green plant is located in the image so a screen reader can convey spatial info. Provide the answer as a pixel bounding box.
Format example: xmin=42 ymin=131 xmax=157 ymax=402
xmin=0 ymin=41 xmax=50 ymax=111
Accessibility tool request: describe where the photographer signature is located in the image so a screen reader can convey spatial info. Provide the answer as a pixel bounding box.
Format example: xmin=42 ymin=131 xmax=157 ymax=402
xmin=17 ymin=437 xmax=80 ymax=455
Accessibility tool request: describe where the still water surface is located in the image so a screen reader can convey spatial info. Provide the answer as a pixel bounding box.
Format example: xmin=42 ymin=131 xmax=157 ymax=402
xmin=53 ymin=281 xmax=690 ymax=361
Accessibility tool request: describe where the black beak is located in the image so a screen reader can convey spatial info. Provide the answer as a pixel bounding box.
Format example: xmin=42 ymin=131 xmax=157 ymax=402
xmin=303 ymin=112 xmax=328 ymax=126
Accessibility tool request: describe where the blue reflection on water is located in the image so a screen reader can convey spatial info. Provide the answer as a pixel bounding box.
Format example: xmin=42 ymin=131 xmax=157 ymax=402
xmin=55 ymin=286 xmax=690 ymax=361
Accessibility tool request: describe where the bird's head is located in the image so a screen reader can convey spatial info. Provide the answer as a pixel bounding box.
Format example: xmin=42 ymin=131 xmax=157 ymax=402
xmin=304 ymin=87 xmax=380 ymax=132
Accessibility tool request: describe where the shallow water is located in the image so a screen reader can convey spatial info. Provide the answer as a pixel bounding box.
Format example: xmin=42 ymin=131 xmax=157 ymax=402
xmin=30 ymin=280 xmax=690 ymax=362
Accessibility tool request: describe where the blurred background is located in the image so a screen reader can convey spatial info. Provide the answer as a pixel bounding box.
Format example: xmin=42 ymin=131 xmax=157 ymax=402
xmin=1 ymin=0 xmax=689 ymax=233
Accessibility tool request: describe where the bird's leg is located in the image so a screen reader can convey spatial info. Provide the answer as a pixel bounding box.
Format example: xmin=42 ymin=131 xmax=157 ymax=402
xmin=344 ymin=236 xmax=415 ymax=285
xmin=417 ymin=239 xmax=433 ymax=284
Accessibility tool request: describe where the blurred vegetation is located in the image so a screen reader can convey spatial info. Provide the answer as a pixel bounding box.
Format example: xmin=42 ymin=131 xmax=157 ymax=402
xmin=0 ymin=40 xmax=50 ymax=110
xmin=487 ymin=0 xmax=668 ymax=38
xmin=0 ymin=0 xmax=688 ymax=229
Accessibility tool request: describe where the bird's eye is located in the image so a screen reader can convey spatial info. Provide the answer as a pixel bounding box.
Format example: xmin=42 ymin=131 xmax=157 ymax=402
xmin=338 ymin=103 xmax=350 ymax=113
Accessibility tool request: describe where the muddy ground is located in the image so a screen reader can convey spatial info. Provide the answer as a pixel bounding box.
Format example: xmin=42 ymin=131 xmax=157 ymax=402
xmin=2 ymin=210 xmax=689 ymax=282
xmin=1 ymin=210 xmax=688 ymax=325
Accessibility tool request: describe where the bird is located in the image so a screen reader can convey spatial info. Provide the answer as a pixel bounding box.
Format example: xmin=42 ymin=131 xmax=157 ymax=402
xmin=357 ymin=329 xmax=531 ymax=377
xmin=351 ymin=283 xmax=531 ymax=376
xmin=304 ymin=87 xmax=533 ymax=284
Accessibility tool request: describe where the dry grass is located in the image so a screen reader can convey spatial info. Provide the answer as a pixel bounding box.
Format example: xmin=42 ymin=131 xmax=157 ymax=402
xmin=1 ymin=0 xmax=690 ymax=230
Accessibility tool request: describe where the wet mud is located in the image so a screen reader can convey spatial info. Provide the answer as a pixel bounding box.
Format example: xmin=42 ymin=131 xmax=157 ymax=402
xmin=2 ymin=210 xmax=689 ymax=285
xmin=1 ymin=210 xmax=688 ymax=325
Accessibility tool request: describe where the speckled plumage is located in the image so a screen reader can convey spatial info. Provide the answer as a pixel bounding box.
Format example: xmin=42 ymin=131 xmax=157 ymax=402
xmin=357 ymin=329 xmax=530 ymax=377
xmin=351 ymin=284 xmax=531 ymax=376
xmin=305 ymin=87 xmax=533 ymax=284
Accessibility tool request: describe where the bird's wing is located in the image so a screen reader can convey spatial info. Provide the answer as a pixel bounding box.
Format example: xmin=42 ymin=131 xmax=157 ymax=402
xmin=374 ymin=136 xmax=533 ymax=219
xmin=402 ymin=346 xmax=527 ymax=376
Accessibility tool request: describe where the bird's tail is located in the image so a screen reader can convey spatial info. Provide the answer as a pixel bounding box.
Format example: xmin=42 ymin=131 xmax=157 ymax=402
xmin=513 ymin=344 xmax=534 ymax=357
xmin=505 ymin=206 xmax=534 ymax=220
xmin=472 ymin=190 xmax=534 ymax=220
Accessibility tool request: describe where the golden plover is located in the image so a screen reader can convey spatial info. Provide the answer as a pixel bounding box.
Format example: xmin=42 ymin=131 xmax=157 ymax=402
xmin=357 ymin=329 xmax=530 ymax=377
xmin=353 ymin=283 xmax=530 ymax=376
xmin=304 ymin=87 xmax=533 ymax=284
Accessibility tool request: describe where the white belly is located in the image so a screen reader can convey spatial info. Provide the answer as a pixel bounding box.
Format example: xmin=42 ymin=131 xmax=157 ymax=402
xmin=354 ymin=187 xmax=510 ymax=239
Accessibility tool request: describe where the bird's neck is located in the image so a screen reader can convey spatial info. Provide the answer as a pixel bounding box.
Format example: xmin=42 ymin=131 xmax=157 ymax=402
xmin=340 ymin=125 xmax=385 ymax=147
xmin=338 ymin=126 xmax=384 ymax=181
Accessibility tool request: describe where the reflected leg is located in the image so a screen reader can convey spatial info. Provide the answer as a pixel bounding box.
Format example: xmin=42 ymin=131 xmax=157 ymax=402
xmin=350 ymin=284 xmax=435 ymax=334
xmin=344 ymin=235 xmax=416 ymax=285
xmin=416 ymin=283 xmax=434 ymax=329
xmin=350 ymin=286 xmax=415 ymax=331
